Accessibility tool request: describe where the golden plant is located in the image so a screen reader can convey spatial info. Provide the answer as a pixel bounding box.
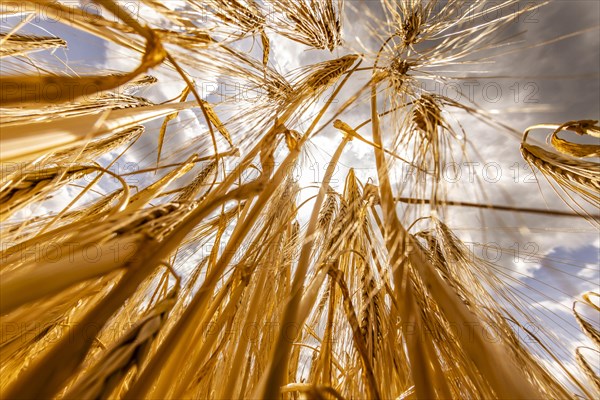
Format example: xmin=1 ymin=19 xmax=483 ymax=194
xmin=0 ymin=1 xmax=598 ymax=399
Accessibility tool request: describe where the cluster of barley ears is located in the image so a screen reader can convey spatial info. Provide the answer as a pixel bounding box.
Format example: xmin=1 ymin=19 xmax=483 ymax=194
xmin=0 ymin=1 xmax=598 ymax=399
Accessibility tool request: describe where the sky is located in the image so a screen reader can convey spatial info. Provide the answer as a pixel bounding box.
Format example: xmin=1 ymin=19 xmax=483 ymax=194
xmin=2 ymin=0 xmax=599 ymax=392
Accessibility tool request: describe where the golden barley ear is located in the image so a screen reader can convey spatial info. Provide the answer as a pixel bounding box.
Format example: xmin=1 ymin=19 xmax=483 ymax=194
xmin=521 ymin=122 xmax=600 ymax=225
xmin=572 ymin=292 xmax=600 ymax=393
xmin=0 ymin=33 xmax=66 ymax=57
xmin=63 ymin=268 xmax=179 ymax=400
xmin=269 ymin=0 xmax=343 ymax=51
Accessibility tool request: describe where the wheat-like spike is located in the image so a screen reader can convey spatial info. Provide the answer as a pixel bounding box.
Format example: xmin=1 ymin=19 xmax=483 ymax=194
xmin=201 ymin=100 xmax=235 ymax=147
xmin=521 ymin=142 xmax=600 ymax=214
xmin=0 ymin=189 xmax=121 ymax=243
xmin=328 ymin=266 xmax=381 ymax=399
xmin=176 ymin=161 xmax=218 ymax=202
xmin=520 ymin=121 xmax=600 ymax=224
xmin=521 ymin=144 xmax=600 ymax=189
xmin=63 ymin=285 xmax=178 ymax=400
xmin=0 ymin=33 xmax=66 ymax=57
xmin=125 ymin=75 xmax=158 ymax=88
xmin=156 ymin=86 xmax=192 ymax=165
xmin=270 ymin=0 xmax=343 ymax=51
xmin=0 ymin=164 xmax=99 ymax=220
xmin=412 ymin=93 xmax=442 ymax=132
xmin=320 ymin=277 xmax=336 ymax=386
xmin=126 ymin=154 xmax=199 ymax=210
xmin=260 ymin=29 xmax=270 ymax=69
xmin=398 ymin=4 xmax=425 ymax=47
xmin=317 ymin=188 xmax=338 ymax=230
xmin=49 ymin=125 xmax=144 ymax=162
xmin=296 ymin=54 xmax=359 ymax=95
xmin=199 ymin=0 xmax=266 ymax=35
xmin=358 ymin=262 xmax=383 ymax=358
xmin=575 ymin=347 xmax=600 ymax=393
xmin=1 ymin=94 xmax=154 ymax=127
xmin=573 ymin=300 xmax=600 ymax=348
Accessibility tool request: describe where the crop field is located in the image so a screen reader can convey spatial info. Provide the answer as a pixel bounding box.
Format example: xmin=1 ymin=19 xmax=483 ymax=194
xmin=0 ymin=1 xmax=599 ymax=399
